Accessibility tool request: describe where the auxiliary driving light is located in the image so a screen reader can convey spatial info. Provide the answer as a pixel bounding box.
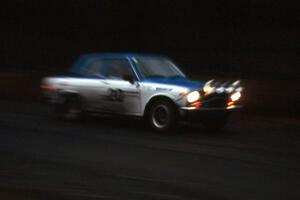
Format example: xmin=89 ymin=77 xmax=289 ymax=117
xmin=187 ymin=91 xmax=201 ymax=103
xmin=226 ymin=87 xmax=234 ymax=93
xmin=203 ymin=85 xmax=214 ymax=94
xmin=230 ymin=92 xmax=241 ymax=102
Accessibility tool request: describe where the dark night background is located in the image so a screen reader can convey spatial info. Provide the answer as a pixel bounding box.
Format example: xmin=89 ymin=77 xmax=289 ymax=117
xmin=1 ymin=0 xmax=299 ymax=76
xmin=1 ymin=0 xmax=300 ymax=114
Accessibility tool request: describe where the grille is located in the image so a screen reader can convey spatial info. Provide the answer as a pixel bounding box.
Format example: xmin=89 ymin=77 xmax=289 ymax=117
xmin=201 ymin=93 xmax=228 ymax=108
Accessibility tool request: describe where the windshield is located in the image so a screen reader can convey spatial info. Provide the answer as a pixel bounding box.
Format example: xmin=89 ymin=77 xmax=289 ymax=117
xmin=133 ymin=57 xmax=186 ymax=79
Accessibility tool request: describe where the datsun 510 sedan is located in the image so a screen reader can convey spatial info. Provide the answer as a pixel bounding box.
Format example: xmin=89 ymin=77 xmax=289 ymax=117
xmin=41 ymin=53 xmax=243 ymax=131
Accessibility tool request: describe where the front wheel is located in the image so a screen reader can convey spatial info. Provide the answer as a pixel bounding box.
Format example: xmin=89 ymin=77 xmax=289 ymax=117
xmin=147 ymin=100 xmax=177 ymax=132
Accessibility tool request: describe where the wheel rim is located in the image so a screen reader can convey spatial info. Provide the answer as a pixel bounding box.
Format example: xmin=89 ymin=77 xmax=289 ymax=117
xmin=152 ymin=104 xmax=169 ymax=129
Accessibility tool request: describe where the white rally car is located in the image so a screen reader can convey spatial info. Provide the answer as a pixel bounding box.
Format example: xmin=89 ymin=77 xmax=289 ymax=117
xmin=41 ymin=53 xmax=243 ymax=131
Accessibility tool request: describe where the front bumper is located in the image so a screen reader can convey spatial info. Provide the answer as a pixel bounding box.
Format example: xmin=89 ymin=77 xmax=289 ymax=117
xmin=179 ymin=105 xmax=242 ymax=121
xmin=180 ymin=105 xmax=242 ymax=111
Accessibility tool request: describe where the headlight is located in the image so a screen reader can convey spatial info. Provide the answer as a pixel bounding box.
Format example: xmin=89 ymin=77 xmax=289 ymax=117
xmin=230 ymin=92 xmax=241 ymax=101
xmin=187 ymin=91 xmax=201 ymax=103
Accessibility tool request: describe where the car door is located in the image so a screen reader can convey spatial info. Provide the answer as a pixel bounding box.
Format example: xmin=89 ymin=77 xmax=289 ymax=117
xmin=101 ymin=59 xmax=141 ymax=115
xmin=76 ymin=59 xmax=113 ymax=111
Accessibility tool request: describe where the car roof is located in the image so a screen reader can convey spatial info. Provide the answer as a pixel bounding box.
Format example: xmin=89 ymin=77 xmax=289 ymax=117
xmin=70 ymin=53 xmax=168 ymax=74
xmin=79 ymin=52 xmax=166 ymax=59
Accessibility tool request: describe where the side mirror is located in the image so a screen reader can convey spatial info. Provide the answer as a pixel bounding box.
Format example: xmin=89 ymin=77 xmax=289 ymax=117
xmin=122 ymin=75 xmax=135 ymax=84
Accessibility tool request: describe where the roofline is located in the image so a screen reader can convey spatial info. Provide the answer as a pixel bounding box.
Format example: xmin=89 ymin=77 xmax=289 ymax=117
xmin=79 ymin=52 xmax=167 ymax=59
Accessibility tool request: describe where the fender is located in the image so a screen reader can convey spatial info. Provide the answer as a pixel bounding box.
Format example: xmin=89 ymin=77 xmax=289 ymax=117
xmin=143 ymin=93 xmax=178 ymax=116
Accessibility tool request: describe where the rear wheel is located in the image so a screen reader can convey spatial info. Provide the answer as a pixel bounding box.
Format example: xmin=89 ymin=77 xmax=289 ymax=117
xmin=147 ymin=99 xmax=177 ymax=132
xmin=57 ymin=95 xmax=84 ymax=121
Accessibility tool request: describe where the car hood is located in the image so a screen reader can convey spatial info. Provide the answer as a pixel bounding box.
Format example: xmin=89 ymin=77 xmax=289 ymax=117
xmin=142 ymin=77 xmax=206 ymax=91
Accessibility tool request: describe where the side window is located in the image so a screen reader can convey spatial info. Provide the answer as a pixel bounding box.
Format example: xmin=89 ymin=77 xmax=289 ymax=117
xmin=81 ymin=60 xmax=108 ymax=78
xmin=81 ymin=59 xmax=134 ymax=79
xmin=106 ymin=59 xmax=134 ymax=79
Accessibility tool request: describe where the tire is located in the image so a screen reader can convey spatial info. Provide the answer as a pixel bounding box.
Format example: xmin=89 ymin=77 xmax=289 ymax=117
xmin=147 ymin=99 xmax=177 ymax=132
xmin=57 ymin=95 xmax=84 ymax=121
xmin=202 ymin=113 xmax=228 ymax=132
